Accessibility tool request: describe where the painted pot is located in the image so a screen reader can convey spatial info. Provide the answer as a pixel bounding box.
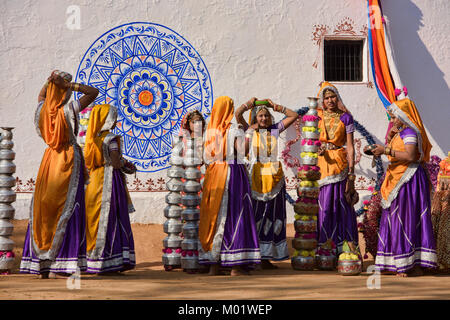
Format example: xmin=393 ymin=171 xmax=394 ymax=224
xmin=316 ymin=255 xmax=336 ymax=270
xmin=294 ymin=219 xmax=317 ymax=233
xmin=292 ymin=237 xmax=317 ymax=250
xmin=291 ymin=256 xmax=315 ymax=270
xmin=337 ymin=259 xmax=362 ymax=276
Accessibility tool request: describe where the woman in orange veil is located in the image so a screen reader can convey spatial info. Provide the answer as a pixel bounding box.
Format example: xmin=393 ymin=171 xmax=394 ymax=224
xmin=198 ymin=96 xmax=261 ymax=276
xmin=20 ymin=71 xmax=98 ymax=278
xmin=372 ymin=98 xmax=437 ymax=277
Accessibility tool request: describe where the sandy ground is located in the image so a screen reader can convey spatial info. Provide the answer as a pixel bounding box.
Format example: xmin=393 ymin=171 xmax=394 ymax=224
xmin=1 ymin=219 xmax=449 ymax=300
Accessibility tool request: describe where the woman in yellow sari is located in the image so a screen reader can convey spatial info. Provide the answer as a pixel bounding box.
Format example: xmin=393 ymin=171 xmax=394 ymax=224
xmin=20 ymin=71 xmax=98 ymax=278
xmin=84 ymin=104 xmax=136 ymax=274
xmin=372 ymin=98 xmax=437 ymax=277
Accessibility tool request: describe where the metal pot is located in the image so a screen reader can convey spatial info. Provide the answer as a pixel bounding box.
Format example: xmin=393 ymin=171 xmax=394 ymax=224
xmin=0 ymin=236 xmax=14 ymax=251
xmin=306 ymin=109 xmax=318 ymax=116
xmin=164 ymin=205 xmax=183 ymax=219
xmin=182 ymin=221 xmax=199 ymax=238
xmin=0 ymin=149 xmax=15 ymax=160
xmin=184 ymin=180 xmax=201 ymax=193
xmin=0 ymin=189 xmax=16 ymax=203
xmin=292 ymin=237 xmax=317 ymax=250
xmin=337 ymin=259 xmax=362 ymax=276
xmin=0 ymin=220 xmax=13 ymax=236
xmin=163 ymin=218 xmax=183 ymax=234
xmin=181 ymin=194 xmax=201 ymax=207
xmin=297 ymin=187 xmax=319 ymax=199
xmin=316 ymin=255 xmax=336 ymax=270
xmin=291 ymin=256 xmax=315 ymax=270
xmin=0 ymin=204 xmax=15 ymax=219
xmin=184 ymin=156 xmax=202 ymax=167
xmin=169 ymin=155 xmax=184 ymax=166
xmin=166 ymin=178 xmax=184 ymax=192
xmin=294 ymin=219 xmax=317 ymax=233
xmin=181 ymin=255 xmax=200 ymax=270
xmin=304 ymin=121 xmax=318 ymax=127
xmin=165 ymin=192 xmax=182 ymax=205
xmin=302 ymin=145 xmax=319 ymax=153
xmin=162 ymin=252 xmax=181 ymax=267
xmin=0 ymin=160 xmax=16 ymax=174
xmin=181 ymin=238 xmax=199 ymax=251
xmin=184 ymin=167 xmax=202 ymax=180
xmin=0 ymin=175 xmax=15 ymax=188
xmin=167 ymin=166 xmax=184 ymax=178
xmin=163 ymin=235 xmax=183 ymax=248
xmin=301 ymin=156 xmax=318 ymax=166
xmin=307 ymin=97 xmax=319 ymax=109
xmin=297 ymin=170 xmax=321 ymax=181
xmin=182 ymin=207 xmax=200 ymax=221
xmin=293 ymin=202 xmax=319 ymax=215
xmin=303 ymin=131 xmax=320 ymax=140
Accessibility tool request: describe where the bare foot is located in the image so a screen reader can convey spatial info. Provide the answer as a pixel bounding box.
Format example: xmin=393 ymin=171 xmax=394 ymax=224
xmin=49 ymin=272 xmax=72 ymax=279
xmin=38 ymin=272 xmax=49 ymax=279
xmin=261 ymin=260 xmax=278 ymax=270
xmin=396 ymin=272 xmax=408 ymax=277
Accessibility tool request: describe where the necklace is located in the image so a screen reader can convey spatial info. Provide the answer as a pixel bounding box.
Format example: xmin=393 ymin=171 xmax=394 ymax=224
xmin=323 ymin=109 xmax=342 ymax=140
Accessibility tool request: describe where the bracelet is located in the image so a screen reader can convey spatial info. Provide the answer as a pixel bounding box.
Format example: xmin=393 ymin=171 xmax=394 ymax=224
xmin=384 ymin=146 xmax=391 ymax=155
xmin=72 ymin=83 xmax=80 ymax=91
xmin=348 ymin=174 xmax=356 ymax=181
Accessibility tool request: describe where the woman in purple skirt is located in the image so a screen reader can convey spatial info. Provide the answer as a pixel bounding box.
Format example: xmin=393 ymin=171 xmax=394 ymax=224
xmin=199 ymin=96 xmax=261 ymax=276
xmin=20 ymin=71 xmax=98 ymax=278
xmin=316 ymin=82 xmax=359 ymax=256
xmin=235 ymin=97 xmax=298 ymax=269
xmin=84 ymin=104 xmax=136 ymax=274
xmin=372 ymin=98 xmax=437 ymax=277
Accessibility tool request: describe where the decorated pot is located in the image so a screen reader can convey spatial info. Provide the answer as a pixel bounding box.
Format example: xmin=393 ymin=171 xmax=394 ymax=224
xmin=297 ymin=170 xmax=321 ymax=181
xmin=291 ymin=255 xmax=315 ymax=270
xmin=292 ymin=238 xmax=318 ymax=250
xmin=302 ymin=144 xmax=319 ymax=153
xmin=304 ymin=121 xmax=318 ymax=127
xmin=294 ymin=219 xmax=317 ymax=233
xmin=301 ymin=156 xmax=318 ymax=166
xmin=316 ymin=255 xmax=336 ymax=270
xmin=303 ymin=131 xmax=320 ymax=140
xmin=337 ymin=259 xmax=362 ymax=276
xmin=297 ymin=186 xmax=320 ymax=199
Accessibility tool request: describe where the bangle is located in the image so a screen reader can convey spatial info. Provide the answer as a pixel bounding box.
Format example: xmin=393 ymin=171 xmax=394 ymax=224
xmin=384 ymin=146 xmax=391 ymax=155
xmin=348 ymin=174 xmax=356 ymax=181
xmin=73 ymin=83 xmax=80 ymax=91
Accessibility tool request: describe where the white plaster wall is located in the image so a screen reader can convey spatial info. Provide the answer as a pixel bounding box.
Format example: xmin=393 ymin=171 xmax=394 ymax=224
xmin=1 ymin=0 xmax=448 ymax=223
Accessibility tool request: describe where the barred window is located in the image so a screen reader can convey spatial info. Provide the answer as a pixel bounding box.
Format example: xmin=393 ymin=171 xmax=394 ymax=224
xmin=324 ymin=39 xmax=364 ymax=82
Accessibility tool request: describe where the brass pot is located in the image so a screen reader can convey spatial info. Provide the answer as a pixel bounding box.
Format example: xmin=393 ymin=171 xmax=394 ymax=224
xmin=292 ymin=237 xmax=317 ymax=250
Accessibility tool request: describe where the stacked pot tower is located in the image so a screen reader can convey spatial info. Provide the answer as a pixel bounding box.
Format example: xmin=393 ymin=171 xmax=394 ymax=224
xmin=0 ymin=128 xmax=16 ymax=273
xmin=162 ymin=135 xmax=184 ymax=271
xmin=291 ymin=98 xmax=321 ymax=271
xmin=180 ymin=138 xmax=202 ymax=273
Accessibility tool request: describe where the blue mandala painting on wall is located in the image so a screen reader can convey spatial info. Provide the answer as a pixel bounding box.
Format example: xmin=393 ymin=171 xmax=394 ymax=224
xmin=75 ymin=22 xmax=213 ymax=172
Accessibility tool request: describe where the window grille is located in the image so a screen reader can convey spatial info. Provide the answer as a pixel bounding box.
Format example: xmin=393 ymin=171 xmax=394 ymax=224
xmin=324 ymin=39 xmax=364 ymax=82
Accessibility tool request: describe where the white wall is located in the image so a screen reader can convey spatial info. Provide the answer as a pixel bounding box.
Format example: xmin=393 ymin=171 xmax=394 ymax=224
xmin=1 ymin=0 xmax=448 ymax=223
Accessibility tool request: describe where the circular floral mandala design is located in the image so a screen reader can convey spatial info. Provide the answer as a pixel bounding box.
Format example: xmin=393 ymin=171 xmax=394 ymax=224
xmin=75 ymin=22 xmax=213 ymax=172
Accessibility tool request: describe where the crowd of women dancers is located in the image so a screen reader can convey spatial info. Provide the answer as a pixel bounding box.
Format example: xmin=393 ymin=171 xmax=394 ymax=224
xmin=20 ymin=70 xmax=447 ymax=279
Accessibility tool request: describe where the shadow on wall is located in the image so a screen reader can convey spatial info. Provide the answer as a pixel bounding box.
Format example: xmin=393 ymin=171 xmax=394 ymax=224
xmin=382 ymin=0 xmax=450 ymax=154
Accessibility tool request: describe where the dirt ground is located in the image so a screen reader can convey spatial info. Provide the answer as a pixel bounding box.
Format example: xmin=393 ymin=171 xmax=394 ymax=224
xmin=1 ymin=219 xmax=449 ymax=300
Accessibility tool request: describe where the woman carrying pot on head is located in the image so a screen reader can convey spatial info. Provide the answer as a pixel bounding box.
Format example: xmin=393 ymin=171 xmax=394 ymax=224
xmin=235 ymin=97 xmax=298 ymax=269
xmin=84 ymin=104 xmax=137 ymax=274
xmin=20 ymin=71 xmax=98 ymax=278
xmin=198 ymin=96 xmax=261 ymax=276
xmin=371 ymin=98 xmax=437 ymax=277
xmin=316 ymin=82 xmax=359 ymax=256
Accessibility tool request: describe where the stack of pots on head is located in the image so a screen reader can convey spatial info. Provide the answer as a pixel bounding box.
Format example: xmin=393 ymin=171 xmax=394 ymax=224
xmin=0 ymin=128 xmax=16 ymax=274
xmin=162 ymin=135 xmax=184 ymax=271
xmin=291 ymin=98 xmax=321 ymax=271
xmin=180 ymin=138 xmax=202 ymax=274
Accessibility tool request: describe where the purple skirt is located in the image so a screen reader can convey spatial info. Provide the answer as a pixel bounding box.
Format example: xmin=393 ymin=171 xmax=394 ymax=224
xmin=199 ymin=162 xmax=261 ymax=266
xmin=86 ymin=169 xmax=135 ymax=273
xmin=253 ymin=186 xmax=289 ymax=261
xmin=20 ymin=161 xmax=87 ymax=274
xmin=375 ymin=165 xmax=437 ymax=273
xmin=318 ymin=178 xmax=359 ymax=253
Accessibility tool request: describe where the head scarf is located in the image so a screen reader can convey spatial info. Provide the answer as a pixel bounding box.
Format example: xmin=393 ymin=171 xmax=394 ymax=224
xmin=178 ymin=109 xmax=205 ymax=136
xmin=317 ymin=81 xmax=351 ymax=114
xmin=203 ymin=96 xmax=234 ymax=162
xmin=84 ymin=104 xmax=118 ymax=170
xmin=39 ymin=70 xmax=73 ymax=150
xmin=387 ymin=98 xmax=432 ymax=162
xmin=249 ymin=105 xmax=275 ymax=127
